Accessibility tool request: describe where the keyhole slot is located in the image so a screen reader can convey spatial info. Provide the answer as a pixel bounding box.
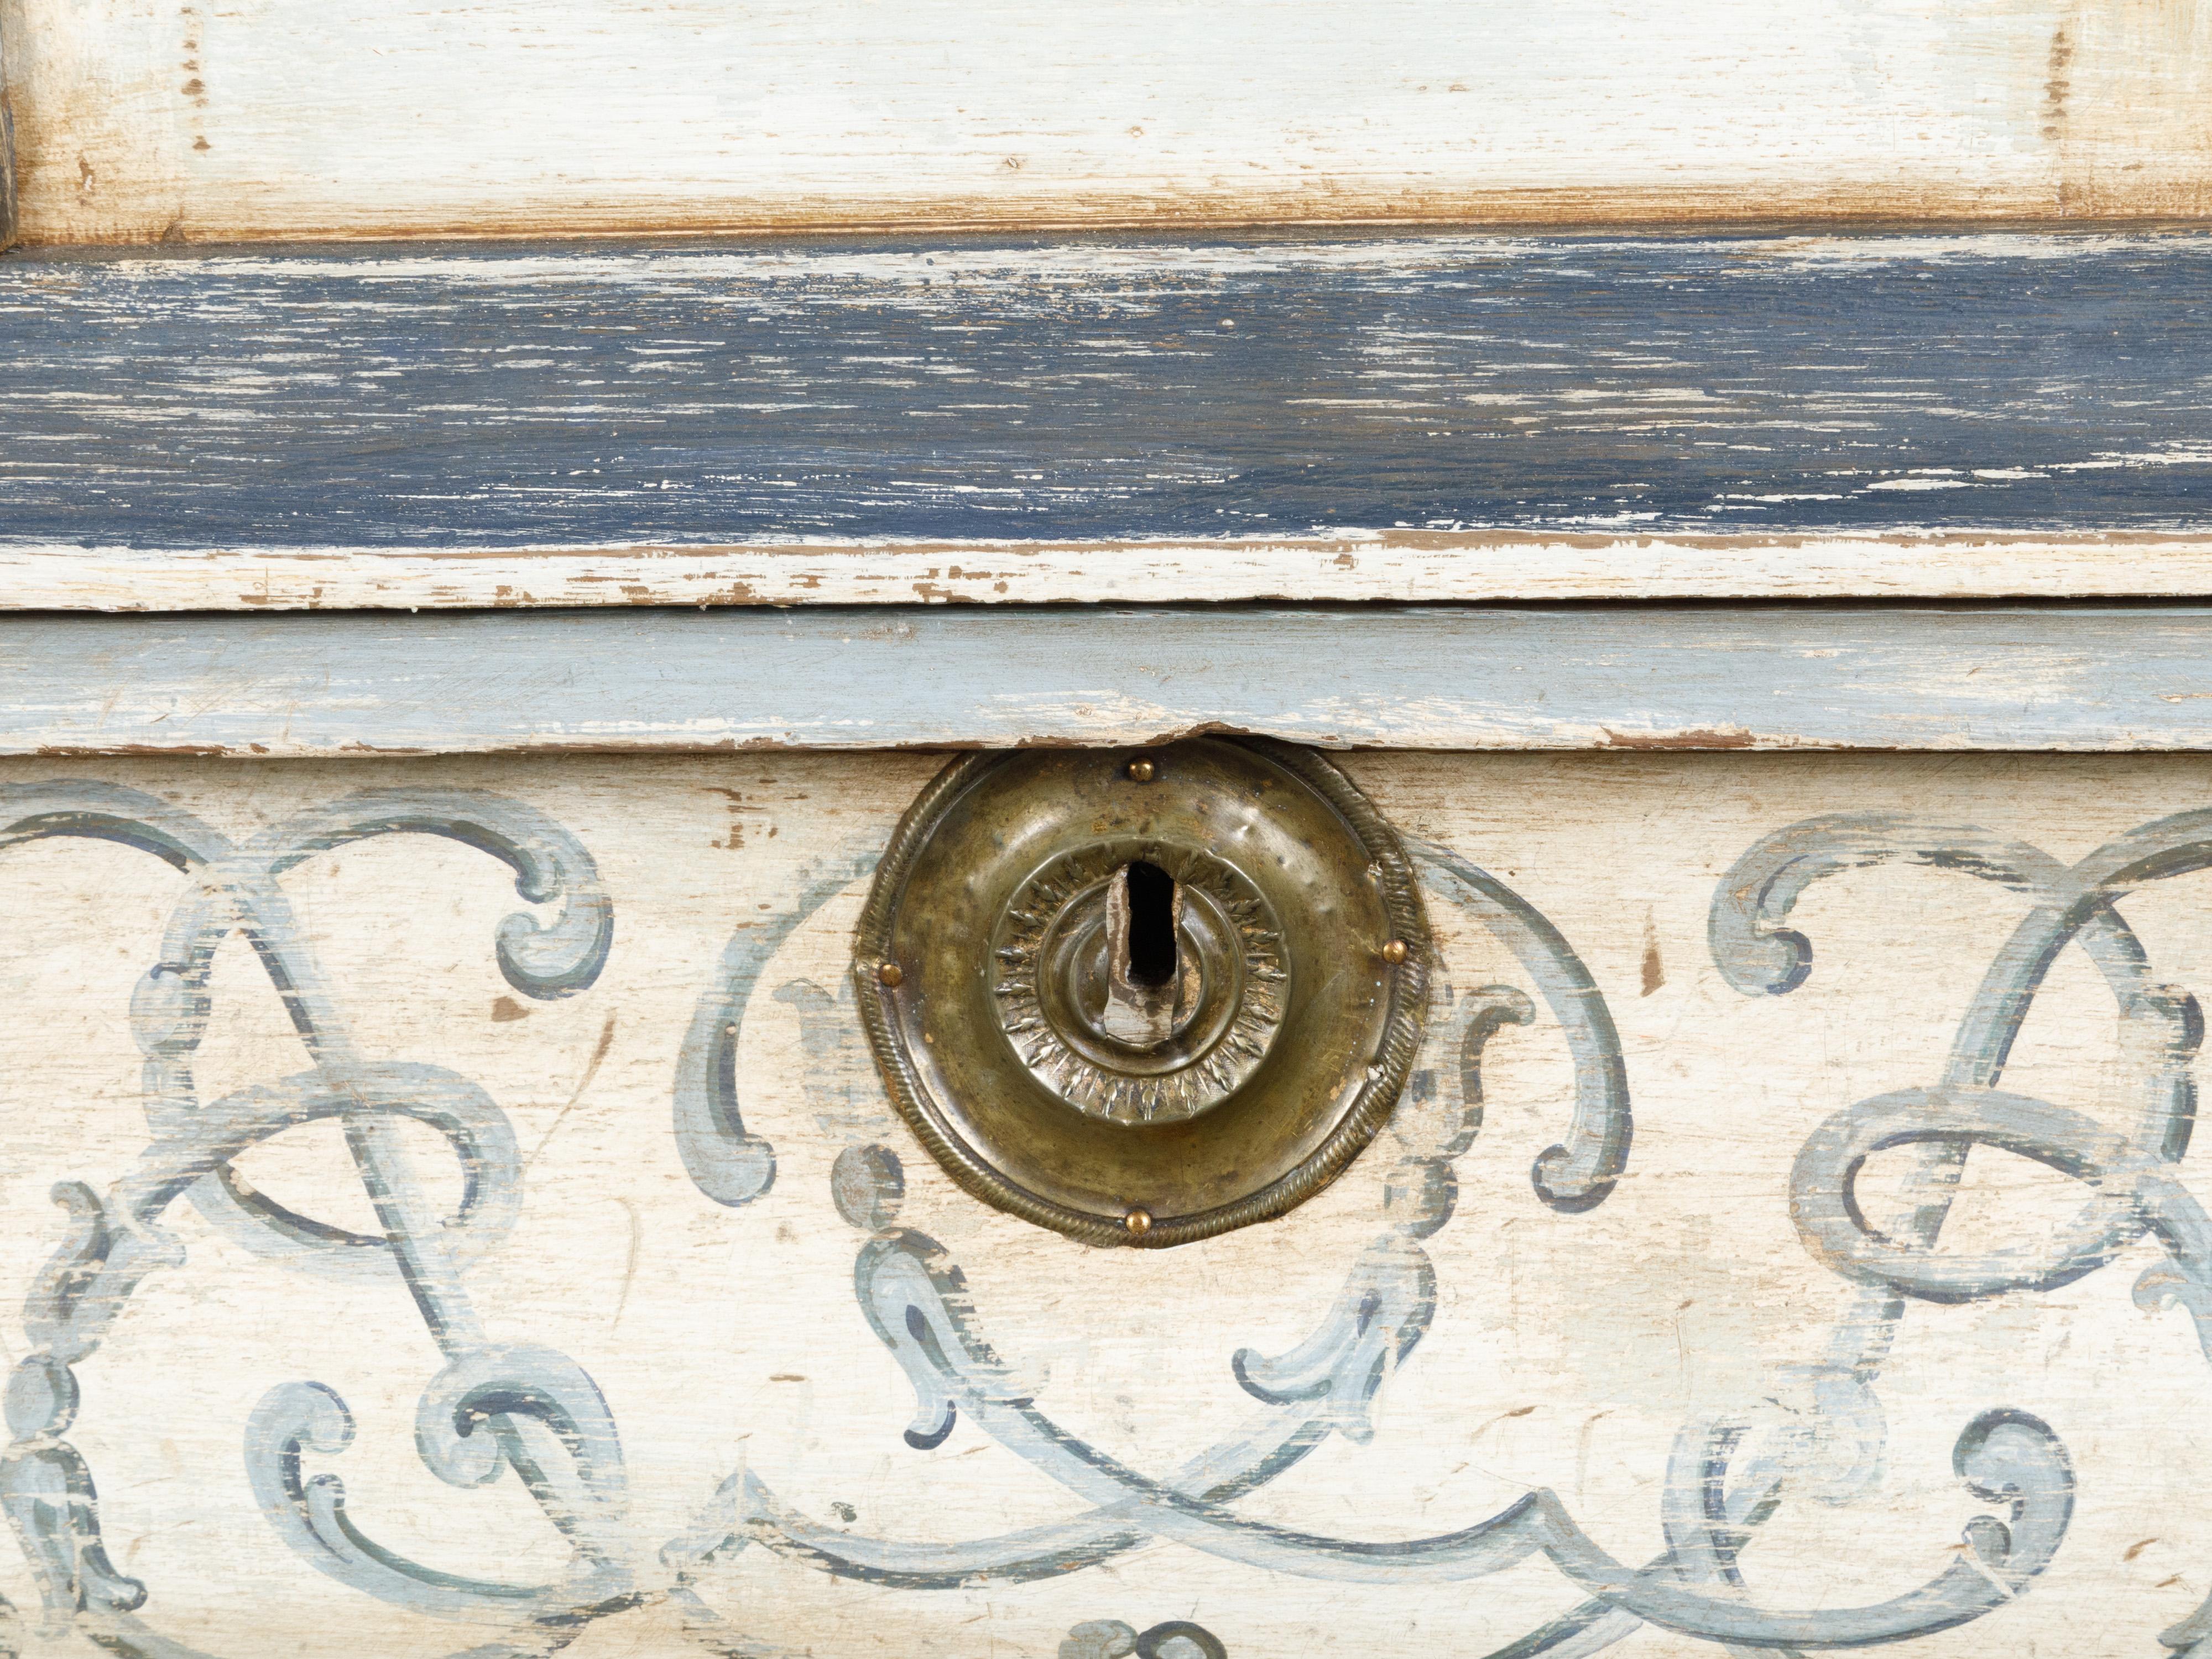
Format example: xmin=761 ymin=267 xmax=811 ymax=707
xmin=1123 ymin=860 xmax=1178 ymax=987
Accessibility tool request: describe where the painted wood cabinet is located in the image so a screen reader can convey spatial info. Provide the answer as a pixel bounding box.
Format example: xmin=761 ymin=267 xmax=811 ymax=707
xmin=6 ymin=10 xmax=2212 ymax=1657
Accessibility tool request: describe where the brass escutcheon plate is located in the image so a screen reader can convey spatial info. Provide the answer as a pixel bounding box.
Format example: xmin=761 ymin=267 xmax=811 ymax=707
xmin=853 ymin=738 xmax=1430 ymax=1248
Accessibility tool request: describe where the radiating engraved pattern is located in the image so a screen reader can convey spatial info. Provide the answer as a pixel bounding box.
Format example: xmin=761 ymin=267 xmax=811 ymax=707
xmin=990 ymin=844 xmax=1287 ymax=1125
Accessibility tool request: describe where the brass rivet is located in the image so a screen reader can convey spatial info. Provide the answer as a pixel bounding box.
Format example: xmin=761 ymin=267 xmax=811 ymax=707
xmin=1381 ymin=938 xmax=1408 ymax=965
xmin=1124 ymin=1207 xmax=1154 ymax=1237
xmin=1127 ymin=758 xmax=1157 ymax=784
xmin=878 ymin=961 xmax=904 ymax=988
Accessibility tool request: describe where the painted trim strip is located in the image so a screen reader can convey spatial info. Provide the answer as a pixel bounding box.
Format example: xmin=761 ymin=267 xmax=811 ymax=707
xmin=5 ymin=235 xmax=2212 ymax=608
xmin=7 ymin=603 xmax=2212 ymax=757
xmin=12 ymin=534 xmax=2212 ymax=611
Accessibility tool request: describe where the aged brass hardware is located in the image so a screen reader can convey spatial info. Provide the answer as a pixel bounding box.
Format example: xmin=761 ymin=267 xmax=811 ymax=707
xmin=853 ymin=738 xmax=1430 ymax=1247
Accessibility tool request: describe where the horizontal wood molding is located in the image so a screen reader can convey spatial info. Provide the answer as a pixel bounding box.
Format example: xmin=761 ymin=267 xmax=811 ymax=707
xmin=4 ymin=1 xmax=2211 ymax=243
xmin=9 ymin=603 xmax=2212 ymax=758
xmin=10 ymin=535 xmax=2212 ymax=611
xmin=4 ymin=235 xmax=2212 ymax=607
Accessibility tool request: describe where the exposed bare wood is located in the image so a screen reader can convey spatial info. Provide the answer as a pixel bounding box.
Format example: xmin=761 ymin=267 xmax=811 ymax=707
xmin=0 ymin=8 xmax=17 ymax=253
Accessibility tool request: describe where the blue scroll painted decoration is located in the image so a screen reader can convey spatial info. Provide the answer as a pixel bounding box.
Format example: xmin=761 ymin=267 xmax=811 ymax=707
xmin=23 ymin=795 xmax=2212 ymax=1655
xmin=0 ymin=782 xmax=624 ymax=1658
xmin=659 ymin=838 xmax=2075 ymax=1657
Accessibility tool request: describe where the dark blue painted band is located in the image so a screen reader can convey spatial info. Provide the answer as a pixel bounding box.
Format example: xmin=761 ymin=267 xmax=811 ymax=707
xmin=3 ymin=233 xmax=2208 ymax=548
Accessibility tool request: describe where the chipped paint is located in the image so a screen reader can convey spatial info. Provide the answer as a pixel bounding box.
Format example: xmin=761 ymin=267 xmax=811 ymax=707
xmin=11 ymin=532 xmax=2212 ymax=611
xmin=0 ymin=605 xmax=2210 ymax=757
xmin=5 ymin=236 xmax=2212 ymax=611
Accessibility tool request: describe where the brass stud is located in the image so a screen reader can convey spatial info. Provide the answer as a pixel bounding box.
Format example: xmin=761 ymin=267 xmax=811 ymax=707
xmin=1380 ymin=938 xmax=1408 ymax=965
xmin=877 ymin=961 xmax=904 ymax=988
xmin=1123 ymin=1207 xmax=1154 ymax=1237
xmin=1126 ymin=758 xmax=1157 ymax=784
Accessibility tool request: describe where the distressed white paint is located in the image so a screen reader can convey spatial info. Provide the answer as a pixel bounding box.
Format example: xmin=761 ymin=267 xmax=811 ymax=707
xmin=9 ymin=533 xmax=2212 ymax=611
xmin=0 ymin=749 xmax=2207 ymax=1656
xmin=3 ymin=0 xmax=2211 ymax=243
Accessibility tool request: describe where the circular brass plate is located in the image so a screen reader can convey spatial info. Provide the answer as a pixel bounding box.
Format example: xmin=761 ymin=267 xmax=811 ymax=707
xmin=853 ymin=738 xmax=1430 ymax=1248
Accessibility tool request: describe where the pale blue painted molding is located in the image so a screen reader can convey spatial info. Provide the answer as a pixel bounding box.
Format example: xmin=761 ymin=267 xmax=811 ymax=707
xmin=4 ymin=604 xmax=2211 ymax=755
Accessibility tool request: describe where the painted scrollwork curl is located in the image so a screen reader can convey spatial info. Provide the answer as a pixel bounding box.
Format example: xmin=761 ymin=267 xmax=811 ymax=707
xmin=1713 ymin=807 xmax=2212 ymax=1655
xmin=0 ymin=782 xmax=627 ymax=1654
xmin=673 ymin=850 xmax=879 ymax=1209
xmin=666 ymin=841 xmax=2071 ymax=1655
xmin=1411 ymin=842 xmax=1632 ymax=1212
xmin=247 ymin=1347 xmax=633 ymax=1624
xmin=8 ymin=780 xmax=2151 ymax=1656
xmin=735 ymin=1155 xmax=2068 ymax=1636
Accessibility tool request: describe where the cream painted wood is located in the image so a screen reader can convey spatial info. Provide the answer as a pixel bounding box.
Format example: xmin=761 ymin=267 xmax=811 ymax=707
xmin=15 ymin=533 xmax=2212 ymax=612
xmin=3 ymin=0 xmax=2211 ymax=244
xmin=1 ymin=749 xmax=2206 ymax=1656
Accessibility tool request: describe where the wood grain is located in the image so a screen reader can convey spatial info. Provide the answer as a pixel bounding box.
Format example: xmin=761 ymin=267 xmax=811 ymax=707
xmin=4 ymin=236 xmax=2212 ymax=606
xmin=9 ymin=604 xmax=2212 ymax=757
xmin=0 ymin=13 xmax=17 ymax=254
xmin=4 ymin=0 xmax=2212 ymax=242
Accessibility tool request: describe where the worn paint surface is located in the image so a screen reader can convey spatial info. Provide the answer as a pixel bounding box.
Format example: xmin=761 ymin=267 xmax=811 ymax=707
xmin=5 ymin=604 xmax=2212 ymax=757
xmin=0 ymin=9 xmax=16 ymax=254
xmin=15 ymin=533 xmax=2212 ymax=612
xmin=3 ymin=238 xmax=2211 ymax=580
xmin=3 ymin=0 xmax=2212 ymax=242
xmin=2 ymin=748 xmax=2210 ymax=1657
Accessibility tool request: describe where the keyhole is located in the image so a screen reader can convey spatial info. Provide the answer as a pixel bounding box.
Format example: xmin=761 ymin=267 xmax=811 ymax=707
xmin=1097 ymin=859 xmax=1188 ymax=1050
xmin=1124 ymin=860 xmax=1178 ymax=987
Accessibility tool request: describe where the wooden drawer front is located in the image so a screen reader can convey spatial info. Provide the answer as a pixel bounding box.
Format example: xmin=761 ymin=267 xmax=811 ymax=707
xmin=3 ymin=750 xmax=2204 ymax=1657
